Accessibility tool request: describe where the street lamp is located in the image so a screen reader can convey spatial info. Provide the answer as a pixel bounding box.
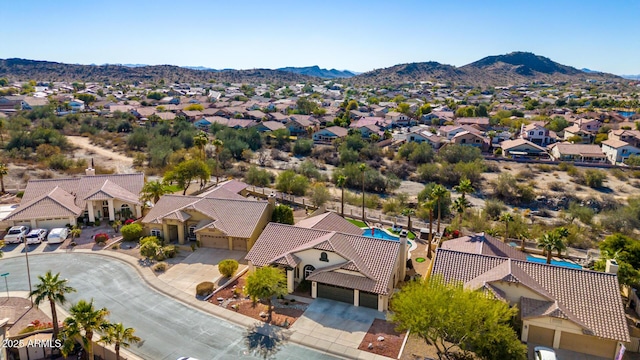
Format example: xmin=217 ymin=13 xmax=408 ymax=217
xmin=0 ymin=272 xmax=9 ymax=298
xmin=23 ymin=237 xmax=33 ymax=306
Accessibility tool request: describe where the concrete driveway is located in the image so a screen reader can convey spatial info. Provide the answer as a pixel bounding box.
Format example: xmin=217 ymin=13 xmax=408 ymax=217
xmin=290 ymin=298 xmax=385 ymax=358
xmin=158 ymin=248 xmax=247 ymax=294
xmin=528 ymin=344 xmax=609 ymax=360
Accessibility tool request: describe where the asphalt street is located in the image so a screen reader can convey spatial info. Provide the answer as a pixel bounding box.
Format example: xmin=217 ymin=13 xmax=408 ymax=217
xmin=0 ymin=253 xmax=341 ymax=360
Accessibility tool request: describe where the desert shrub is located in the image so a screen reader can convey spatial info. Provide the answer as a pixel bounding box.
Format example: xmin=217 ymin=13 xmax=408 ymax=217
xmin=140 ymin=236 xmax=161 ymax=246
xmin=548 ymin=181 xmax=565 ymax=192
xmin=344 ymin=191 xmax=381 ymax=209
xmin=382 ymin=198 xmax=402 ymax=215
xmin=94 ymin=233 xmax=109 ymax=244
xmin=584 ymin=169 xmax=606 ymax=188
xmin=437 ymin=144 xmax=482 ymax=163
xmin=245 ymin=166 xmax=274 ymax=187
xmin=161 ymin=245 xmax=177 ymax=259
xmin=196 ymin=281 xmax=215 ymax=297
xmin=610 ymin=168 xmax=627 ymax=181
xmin=536 ymin=164 xmax=553 ymax=172
xmin=276 ymin=170 xmax=309 ymax=196
xmin=121 ymin=223 xmax=143 ymax=242
xmin=140 ymin=241 xmax=161 ymax=260
xmin=484 ymin=199 xmax=507 ymax=220
xmin=219 ymin=259 xmax=239 ymax=278
xmin=292 ymin=139 xmax=313 ymax=156
xmin=153 ymin=262 xmax=167 ymax=272
xmin=492 ymin=173 xmax=536 ymax=205
xmin=272 ymin=204 xmax=294 ymax=224
xmin=564 ymin=201 xmax=595 ymax=225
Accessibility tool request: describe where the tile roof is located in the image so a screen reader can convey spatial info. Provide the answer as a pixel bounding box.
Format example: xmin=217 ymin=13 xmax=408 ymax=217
xmin=500 ymin=139 xmax=546 ymax=152
xmin=197 ymin=180 xmax=248 ymax=199
xmin=432 ymin=249 xmax=630 ymax=342
xmin=550 ymin=143 xmax=605 ymax=156
xmin=246 ymin=223 xmax=400 ymax=295
xmin=441 ymin=233 xmax=527 ymax=260
xmin=295 ymin=212 xmax=363 ymax=235
xmin=6 ymin=174 xmax=144 ymax=221
xmin=601 ymin=139 xmax=632 ymax=149
xmin=141 ymin=195 xmax=269 ymax=238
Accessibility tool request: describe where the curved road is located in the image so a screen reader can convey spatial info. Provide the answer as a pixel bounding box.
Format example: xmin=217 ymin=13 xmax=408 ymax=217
xmin=0 ymin=253 xmax=339 ymax=360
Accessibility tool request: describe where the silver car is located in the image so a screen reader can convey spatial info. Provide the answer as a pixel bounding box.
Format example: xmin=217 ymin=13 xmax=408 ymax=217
xmin=534 ymin=346 xmax=557 ymax=360
xmin=47 ymin=227 xmax=69 ymax=244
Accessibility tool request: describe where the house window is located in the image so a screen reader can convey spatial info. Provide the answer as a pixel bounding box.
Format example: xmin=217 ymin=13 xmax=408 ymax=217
xmin=538 ymin=131 xmax=543 ymax=135
xmin=461 ymin=139 xmax=466 ymax=144
xmin=529 ymin=132 xmax=534 ymax=136
xmin=102 ymin=201 xmax=109 ymax=206
xmin=189 ymin=226 xmax=197 ymax=238
xmin=303 ymin=265 xmax=315 ymax=279
xmin=151 ymin=229 xmax=162 ymax=237
xmin=319 ymin=252 xmax=329 ymax=262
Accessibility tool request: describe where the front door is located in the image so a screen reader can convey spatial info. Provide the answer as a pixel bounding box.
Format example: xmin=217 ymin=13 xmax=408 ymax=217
xmin=102 ymin=206 xmax=109 ymax=219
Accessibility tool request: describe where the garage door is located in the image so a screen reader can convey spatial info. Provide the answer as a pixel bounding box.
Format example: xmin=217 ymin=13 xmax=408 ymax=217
xmin=37 ymin=218 xmax=70 ymax=230
xmin=527 ymin=325 xmax=554 ymax=347
xmin=199 ymin=235 xmax=228 ymax=249
xmin=14 ymin=221 xmax=31 ymax=227
xmin=317 ymin=284 xmax=354 ymax=305
xmin=559 ymin=332 xmax=617 ymax=358
xmin=232 ymin=238 xmax=247 ymax=251
xmin=359 ymin=291 xmax=378 ymax=309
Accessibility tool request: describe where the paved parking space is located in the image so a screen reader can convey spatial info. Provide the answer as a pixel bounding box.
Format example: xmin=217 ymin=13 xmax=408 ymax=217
xmin=290 ymin=298 xmax=385 ymax=357
xmin=158 ymin=248 xmax=247 ymax=294
xmin=528 ymin=344 xmax=609 ymax=360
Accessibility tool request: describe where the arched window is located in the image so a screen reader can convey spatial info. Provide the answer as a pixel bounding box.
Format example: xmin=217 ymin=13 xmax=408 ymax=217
xmin=303 ymin=265 xmax=315 ymax=279
xmin=319 ymin=252 xmax=329 ymax=262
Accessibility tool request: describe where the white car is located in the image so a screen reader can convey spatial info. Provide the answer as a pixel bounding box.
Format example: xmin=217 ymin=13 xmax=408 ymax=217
xmin=25 ymin=229 xmax=47 ymax=245
xmin=47 ymin=228 xmax=69 ymax=244
xmin=534 ymin=346 xmax=557 ymax=360
xmin=3 ymin=226 xmax=30 ymax=244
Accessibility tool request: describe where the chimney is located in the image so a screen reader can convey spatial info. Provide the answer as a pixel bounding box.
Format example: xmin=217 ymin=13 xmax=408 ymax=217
xmin=85 ymin=158 xmax=95 ymax=176
xmin=605 ymin=259 xmax=619 ymax=274
xmin=399 ymin=235 xmax=408 ymax=281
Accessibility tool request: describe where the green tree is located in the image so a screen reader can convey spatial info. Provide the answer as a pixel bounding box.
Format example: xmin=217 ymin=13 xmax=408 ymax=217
xmin=359 ymin=163 xmax=367 ymax=221
xmin=275 ymin=170 xmax=309 ymax=196
xmin=29 ymin=271 xmax=76 ymax=340
xmin=61 ymin=299 xmax=110 ymax=360
xmin=292 ymin=139 xmax=313 ymax=156
xmin=402 ymin=208 xmax=416 ymax=232
xmin=336 ymin=175 xmax=347 ymax=216
xmin=164 ymin=159 xmax=211 ymax=195
xmin=308 ymin=183 xmax=331 ymax=208
xmin=245 ymin=166 xmax=273 ymax=187
xmin=431 ymin=184 xmax=449 ymax=234
xmin=193 ymin=130 xmax=209 ymax=160
xmin=584 ymin=169 xmax=606 ymax=188
xmin=390 ymin=277 xmax=526 ymax=360
xmin=272 ymin=204 xmax=294 ymax=225
xmin=245 ymin=267 xmax=288 ymax=323
xmin=120 ymin=223 xmax=143 ymax=242
xmin=184 ymin=103 xmax=204 ymax=111
xmin=452 ymin=197 xmax=470 ymax=228
xmin=212 ymin=139 xmax=224 ymax=185
xmin=537 ymin=231 xmax=563 ymax=264
xmin=218 ymin=259 xmax=239 ymax=278
xmin=99 ymin=323 xmax=141 ymax=360
xmin=454 ymin=177 xmax=474 ymax=200
xmin=140 ymin=180 xmax=172 ymax=204
xmin=0 ymin=163 xmax=7 ymax=194
xmin=594 ymin=233 xmax=640 ymax=287
xmin=500 ymin=212 xmax=514 ymax=242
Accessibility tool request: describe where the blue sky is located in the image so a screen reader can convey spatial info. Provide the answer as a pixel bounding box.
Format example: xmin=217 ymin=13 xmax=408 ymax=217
xmin=2 ymin=0 xmax=639 ymax=74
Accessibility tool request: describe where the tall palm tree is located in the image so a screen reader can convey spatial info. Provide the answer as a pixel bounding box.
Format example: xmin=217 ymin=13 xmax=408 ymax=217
xmin=212 ymin=139 xmax=224 ymax=185
xmin=452 ymin=197 xmax=469 ymax=229
xmin=193 ymin=131 xmax=208 ymax=160
xmin=537 ymin=232 xmax=564 ymax=264
xmin=336 ymin=175 xmax=347 ymax=217
xmin=401 ymin=208 xmax=415 ymax=233
xmin=422 ymin=200 xmax=435 ymax=258
xmin=500 ymin=212 xmax=514 ymax=243
xmin=100 ymin=323 xmax=141 ymax=360
xmin=0 ymin=162 xmax=7 ymax=194
xmin=61 ymin=299 xmax=109 ymax=360
xmin=430 ymin=184 xmax=448 ymax=234
xmin=454 ymin=177 xmax=474 ymax=201
xmin=29 ymin=271 xmax=76 ymax=340
xmin=359 ymin=163 xmax=366 ymax=222
xmin=552 ymin=227 xmax=569 ymax=256
xmin=140 ymin=180 xmax=171 ymax=204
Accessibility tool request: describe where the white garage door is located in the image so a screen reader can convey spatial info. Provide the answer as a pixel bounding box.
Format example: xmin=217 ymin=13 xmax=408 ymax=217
xmin=199 ymin=235 xmax=229 ymax=249
xmin=37 ymin=218 xmax=71 ymax=230
xmin=232 ymin=238 xmax=247 ymax=251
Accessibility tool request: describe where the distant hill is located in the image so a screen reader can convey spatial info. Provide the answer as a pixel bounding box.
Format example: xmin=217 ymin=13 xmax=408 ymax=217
xmin=0 ymin=58 xmax=316 ymax=84
xmin=621 ymin=74 xmax=640 ymax=80
xmin=581 ymin=68 xmax=600 ymax=73
xmin=277 ymin=66 xmax=356 ymax=78
xmin=352 ymin=52 xmax=625 ymax=86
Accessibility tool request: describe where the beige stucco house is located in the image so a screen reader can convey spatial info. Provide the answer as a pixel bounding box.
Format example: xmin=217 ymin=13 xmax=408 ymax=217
xmin=245 ymin=212 xmax=407 ymax=311
xmin=432 ymin=236 xmax=630 ymax=359
xmin=141 ymin=194 xmax=273 ymax=250
xmin=4 ymin=171 xmax=144 ymax=229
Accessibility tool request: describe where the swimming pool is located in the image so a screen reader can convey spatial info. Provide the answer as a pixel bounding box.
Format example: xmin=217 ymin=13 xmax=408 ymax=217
xmin=526 ymin=255 xmax=582 ymax=269
xmin=362 ymin=228 xmax=399 ymax=240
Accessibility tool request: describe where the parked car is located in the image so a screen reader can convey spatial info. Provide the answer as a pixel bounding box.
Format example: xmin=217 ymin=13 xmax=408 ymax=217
xmin=47 ymin=228 xmax=69 ymax=244
xmin=3 ymin=226 xmax=30 ymax=244
xmin=25 ymin=229 xmax=48 ymax=245
xmin=534 ymin=346 xmax=557 ymax=360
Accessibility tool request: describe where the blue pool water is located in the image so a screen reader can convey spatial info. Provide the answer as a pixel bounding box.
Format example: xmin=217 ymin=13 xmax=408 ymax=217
xmin=526 ymin=255 xmax=582 ymax=269
xmin=363 ymin=228 xmax=399 ymax=240
xmin=617 ymin=111 xmax=636 ymax=118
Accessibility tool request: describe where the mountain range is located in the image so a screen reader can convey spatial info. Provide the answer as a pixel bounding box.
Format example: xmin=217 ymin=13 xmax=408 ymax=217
xmin=0 ymin=52 xmax=629 ymax=86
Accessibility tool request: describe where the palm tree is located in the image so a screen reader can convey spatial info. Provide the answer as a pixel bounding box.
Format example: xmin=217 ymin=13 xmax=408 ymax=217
xmin=422 ymin=200 xmax=435 ymax=258
xmin=452 ymin=197 xmax=469 ymax=229
xmin=401 ymin=208 xmax=415 ymax=233
xmin=70 ymin=227 xmax=82 ymax=245
xmin=487 ymin=130 xmax=497 ymax=150
xmin=336 ymin=175 xmax=347 ymax=217
xmin=0 ymin=162 xmax=7 ymax=194
xmin=537 ymin=232 xmax=564 ymax=264
xmin=29 ymin=271 xmax=76 ymax=340
xmin=0 ymin=119 xmax=5 ymax=147
xmin=430 ymin=184 xmax=448 ymax=234
xmin=100 ymin=323 xmax=141 ymax=360
xmin=359 ymin=163 xmax=367 ymax=222
xmin=140 ymin=180 xmax=171 ymax=204
xmin=552 ymin=227 xmax=569 ymax=256
xmin=61 ymin=299 xmax=109 ymax=360
xmin=500 ymin=212 xmax=514 ymax=243
xmin=212 ymin=139 xmax=224 ymax=185
xmin=193 ymin=131 xmax=208 ymax=160
xmin=454 ymin=177 xmax=474 ymax=201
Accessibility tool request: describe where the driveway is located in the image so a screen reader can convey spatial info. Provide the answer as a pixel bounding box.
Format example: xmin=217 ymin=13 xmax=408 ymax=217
xmin=528 ymin=344 xmax=609 ymax=360
xmin=0 ymin=253 xmax=340 ymax=360
xmin=158 ymin=248 xmax=247 ymax=294
xmin=290 ymin=298 xmax=385 ymax=358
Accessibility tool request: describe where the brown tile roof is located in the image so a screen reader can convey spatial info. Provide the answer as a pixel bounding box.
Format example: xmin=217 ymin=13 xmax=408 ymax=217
xmin=295 ymin=212 xmax=362 ymax=235
xmin=601 ymin=139 xmax=632 ymax=149
xmin=142 ymin=195 xmax=269 ymax=238
xmin=500 ymin=139 xmax=546 ymax=152
xmin=6 ymin=174 xmax=144 ymax=221
xmin=441 ymin=233 xmax=527 ymax=260
xmin=550 ymin=143 xmax=605 ymax=156
xmin=246 ymin=223 xmax=400 ymax=295
xmin=432 ymin=249 xmax=630 ymax=342
xmin=322 ymin=126 xmax=349 ymax=138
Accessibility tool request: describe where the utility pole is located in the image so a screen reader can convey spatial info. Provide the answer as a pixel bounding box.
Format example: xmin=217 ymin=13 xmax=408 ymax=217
xmin=23 ymin=238 xmax=33 ymax=306
xmin=1 ymin=272 xmax=9 ymax=299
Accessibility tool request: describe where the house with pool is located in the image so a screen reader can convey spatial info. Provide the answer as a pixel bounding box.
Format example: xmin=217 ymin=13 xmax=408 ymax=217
xmin=245 ymin=212 xmax=409 ymax=311
xmin=433 ymin=233 xmax=630 ymax=359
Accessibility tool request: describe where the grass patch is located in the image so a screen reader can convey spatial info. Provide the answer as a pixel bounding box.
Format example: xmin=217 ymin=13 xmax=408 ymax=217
xmin=165 ymin=184 xmax=182 ymax=193
xmin=347 ymin=218 xmax=367 ymax=228
xmin=387 ymin=228 xmax=416 ymax=240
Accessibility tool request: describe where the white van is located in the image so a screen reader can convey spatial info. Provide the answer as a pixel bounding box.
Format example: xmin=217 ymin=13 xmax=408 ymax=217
xmin=47 ymin=227 xmax=69 ymax=244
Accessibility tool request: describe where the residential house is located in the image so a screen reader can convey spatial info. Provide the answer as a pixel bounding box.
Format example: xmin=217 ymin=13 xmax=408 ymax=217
xmin=359 ymin=124 xmax=383 ymax=139
xmin=520 ymin=123 xmax=555 ymax=146
xmin=406 ymin=129 xmax=444 ymax=149
xmin=437 ymin=125 xmax=480 ymax=140
xmin=22 ymin=97 xmax=49 ymax=110
xmin=156 ymin=112 xmax=176 ymax=121
xmin=609 ymin=129 xmax=640 ymax=148
xmin=431 ymin=247 xmax=629 ymax=359
xmin=385 ymin=111 xmax=412 ymax=126
xmin=563 ymin=119 xmax=603 ymax=143
xmin=246 ymin=110 xmax=267 ymax=121
xmin=141 ymin=195 xmax=273 ymax=248
xmin=548 ymin=143 xmax=607 ymax=163
xmin=0 ymin=95 xmax=25 ymax=111
xmin=455 ymin=117 xmax=490 ymax=130
xmin=179 ymin=110 xmax=204 ymax=121
xmin=313 ymin=126 xmax=348 ymax=143
xmin=450 ymin=131 xmax=490 ymax=151
xmin=601 ymin=139 xmax=640 ymax=164
xmin=68 ymin=99 xmax=85 ymax=112
xmin=285 ymin=115 xmax=317 ymax=136
xmin=440 ymin=233 xmax=527 ymax=260
xmin=267 ymin=112 xmax=289 ymax=123
xmin=194 ymin=118 xmax=212 ymax=130
xmin=500 ymin=139 xmax=548 ymax=159
xmin=131 ymin=107 xmax=156 ymax=119
xmin=252 ymin=120 xmax=285 ymax=133
xmin=245 ymin=215 xmax=406 ymax=311
xmin=350 ymin=117 xmax=391 ymax=130
xmin=4 ymin=171 xmax=144 ymax=229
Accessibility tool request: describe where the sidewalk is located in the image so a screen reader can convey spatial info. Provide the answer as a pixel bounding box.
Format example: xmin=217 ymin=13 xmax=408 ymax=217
xmin=2 ymin=247 xmax=389 ymax=360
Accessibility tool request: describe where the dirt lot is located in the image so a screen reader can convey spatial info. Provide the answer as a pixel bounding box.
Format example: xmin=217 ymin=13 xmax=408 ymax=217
xmin=358 ymin=318 xmax=407 ymax=358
